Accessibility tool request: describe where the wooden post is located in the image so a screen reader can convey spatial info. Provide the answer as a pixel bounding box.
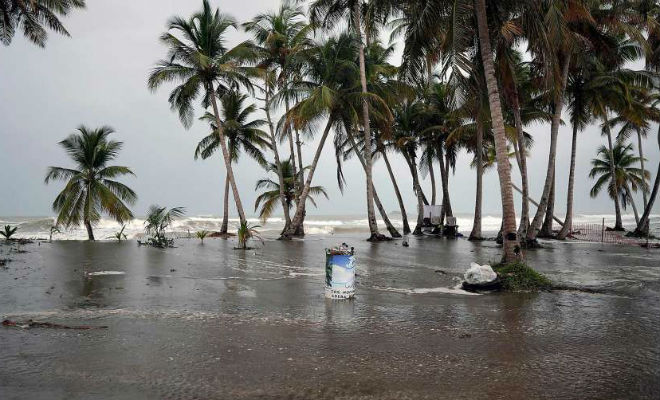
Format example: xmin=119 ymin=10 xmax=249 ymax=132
xmin=601 ymin=218 xmax=605 ymax=243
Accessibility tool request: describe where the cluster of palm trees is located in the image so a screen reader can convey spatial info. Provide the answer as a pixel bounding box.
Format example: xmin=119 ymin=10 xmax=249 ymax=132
xmin=146 ymin=0 xmax=660 ymax=263
xmin=7 ymin=1 xmax=660 ymax=264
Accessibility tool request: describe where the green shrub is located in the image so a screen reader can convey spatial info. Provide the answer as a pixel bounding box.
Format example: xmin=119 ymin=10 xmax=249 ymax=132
xmin=493 ymin=262 xmax=552 ymax=292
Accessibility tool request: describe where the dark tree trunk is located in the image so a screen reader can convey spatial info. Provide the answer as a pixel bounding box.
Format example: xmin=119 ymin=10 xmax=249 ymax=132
xmin=470 ymin=116 xmax=484 ymax=241
xmin=221 ymin=173 xmax=229 ymax=234
xmin=85 ymin=220 xmax=95 ymax=241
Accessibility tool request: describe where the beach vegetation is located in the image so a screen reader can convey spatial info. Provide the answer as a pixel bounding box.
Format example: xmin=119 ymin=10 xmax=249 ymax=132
xmin=255 ymin=161 xmax=328 ymax=223
xmin=236 ymin=221 xmax=263 ymax=250
xmin=45 ymin=126 xmax=137 ymax=241
xmin=111 ymin=225 xmax=127 ymax=242
xmin=49 ymin=225 xmax=60 ymax=242
xmin=493 ymin=262 xmax=553 ymax=292
xmin=195 ymin=90 xmax=270 ymax=234
xmin=589 ymin=142 xmax=649 ymax=228
xmin=148 ymin=0 xmax=255 ymax=228
xmin=143 ymin=205 xmax=185 ymax=248
xmin=196 ymin=230 xmax=210 ymax=243
xmin=1 ymin=225 xmax=17 ymax=240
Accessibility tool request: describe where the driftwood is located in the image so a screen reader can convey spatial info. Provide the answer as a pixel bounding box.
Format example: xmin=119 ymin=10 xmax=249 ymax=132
xmin=2 ymin=319 xmax=108 ymax=330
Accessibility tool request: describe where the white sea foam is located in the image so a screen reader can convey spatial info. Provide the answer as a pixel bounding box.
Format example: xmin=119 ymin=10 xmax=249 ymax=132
xmin=86 ymin=271 xmax=126 ymax=276
xmin=5 ymin=213 xmax=658 ymax=241
xmin=369 ymin=284 xmax=480 ymax=296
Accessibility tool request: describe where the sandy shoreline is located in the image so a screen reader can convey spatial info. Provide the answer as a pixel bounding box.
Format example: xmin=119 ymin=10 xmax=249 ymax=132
xmin=1 ymin=235 xmax=659 ymax=399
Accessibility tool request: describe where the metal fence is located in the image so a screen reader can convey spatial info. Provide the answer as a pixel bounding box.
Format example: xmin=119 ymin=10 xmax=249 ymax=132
xmin=569 ymin=219 xmax=645 ymax=245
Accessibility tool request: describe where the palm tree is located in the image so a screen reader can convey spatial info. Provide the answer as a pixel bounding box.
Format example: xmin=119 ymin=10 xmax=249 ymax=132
xmin=279 ymin=33 xmax=391 ymax=239
xmin=243 ymin=1 xmax=312 ymax=202
xmin=589 ymin=142 xmax=649 ymax=226
xmin=44 ymin=126 xmax=136 ymax=241
xmin=255 ymin=160 xmax=328 ymax=223
xmin=473 ymin=0 xmax=521 ymax=262
xmin=391 ymin=100 xmax=427 ymax=236
xmin=1 ymin=225 xmax=17 ymax=240
xmin=0 ymin=0 xmax=85 ymax=47
xmin=195 ymin=91 xmax=270 ymax=234
xmin=144 ymin=205 xmax=185 ymax=247
xmin=310 ymin=0 xmax=383 ymax=241
xmin=148 ymin=0 xmax=254 ymax=227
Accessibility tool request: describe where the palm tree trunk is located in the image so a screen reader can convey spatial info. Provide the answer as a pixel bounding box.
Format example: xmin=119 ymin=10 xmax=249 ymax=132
xmin=353 ymin=2 xmax=381 ymax=241
xmin=382 ymin=148 xmax=411 ymax=235
xmin=558 ymin=122 xmax=579 ymax=239
xmin=470 ymin=116 xmax=484 ymax=241
xmin=605 ymin=123 xmax=624 ymax=230
xmin=209 ymin=87 xmax=246 ymax=225
xmin=265 ymin=85 xmax=292 ymax=233
xmin=634 ymin=162 xmax=659 ymax=235
xmin=511 ymin=90 xmax=530 ymax=236
xmin=221 ymin=173 xmax=230 ymax=234
xmin=634 ymin=125 xmax=660 ymax=236
xmin=284 ymin=97 xmax=299 ymax=195
xmin=345 ymin=129 xmax=400 ymax=238
xmin=528 ymin=57 xmax=570 ymax=240
xmin=429 ymin=160 xmax=437 ymax=205
xmin=296 ymin=130 xmax=305 ymax=193
xmin=281 ymin=120 xmax=333 ymax=239
xmin=475 ymin=0 xmax=521 ymax=263
xmin=637 ymin=130 xmax=648 ymax=209
xmin=84 ymin=220 xmax=95 ymax=241
xmin=625 ymin=184 xmax=640 ymax=225
xmin=441 ymin=151 xmax=453 ymax=217
xmin=539 ymin=175 xmax=556 ymax=237
xmin=404 ymin=152 xmax=425 ymax=236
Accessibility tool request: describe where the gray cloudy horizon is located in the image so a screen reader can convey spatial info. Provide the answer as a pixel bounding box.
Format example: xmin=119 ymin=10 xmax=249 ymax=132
xmin=0 ymin=0 xmax=658 ymax=219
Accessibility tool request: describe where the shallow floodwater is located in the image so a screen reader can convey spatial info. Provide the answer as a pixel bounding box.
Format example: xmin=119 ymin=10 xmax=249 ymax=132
xmin=1 ymin=235 xmax=659 ymax=399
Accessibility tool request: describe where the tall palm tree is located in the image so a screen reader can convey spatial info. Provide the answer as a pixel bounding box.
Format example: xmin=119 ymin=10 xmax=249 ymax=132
xmin=255 ymin=160 xmax=328 ymax=223
xmin=310 ymin=0 xmax=383 ymax=241
xmin=0 ymin=0 xmax=85 ymax=47
xmin=243 ymin=1 xmax=313 ymax=215
xmin=44 ymin=126 xmax=136 ymax=241
xmin=195 ymin=91 xmax=270 ymax=234
xmin=279 ymin=33 xmax=390 ymax=240
xmin=473 ymin=0 xmax=521 ymax=262
xmin=148 ymin=0 xmax=254 ymax=227
xmin=391 ymin=100 xmax=427 ymax=236
xmin=589 ymin=142 xmax=649 ymax=225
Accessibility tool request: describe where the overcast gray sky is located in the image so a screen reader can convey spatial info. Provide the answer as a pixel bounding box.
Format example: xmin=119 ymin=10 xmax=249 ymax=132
xmin=0 ymin=0 xmax=658 ymax=218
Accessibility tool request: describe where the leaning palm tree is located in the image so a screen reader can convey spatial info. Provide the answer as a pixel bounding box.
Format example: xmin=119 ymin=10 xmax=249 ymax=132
xmin=473 ymin=0 xmax=521 ymax=262
xmin=279 ymin=33 xmax=387 ymax=239
xmin=589 ymin=142 xmax=649 ymax=227
xmin=195 ymin=91 xmax=270 ymax=234
xmin=148 ymin=0 xmax=255 ymax=227
xmin=243 ymin=1 xmax=312 ymax=199
xmin=0 ymin=0 xmax=85 ymax=47
xmin=44 ymin=126 xmax=136 ymax=241
xmin=310 ymin=0 xmax=383 ymax=241
xmin=255 ymin=160 xmax=328 ymax=223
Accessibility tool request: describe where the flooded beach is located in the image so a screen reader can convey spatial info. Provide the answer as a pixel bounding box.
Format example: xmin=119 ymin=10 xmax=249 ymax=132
xmin=1 ymin=236 xmax=659 ymax=399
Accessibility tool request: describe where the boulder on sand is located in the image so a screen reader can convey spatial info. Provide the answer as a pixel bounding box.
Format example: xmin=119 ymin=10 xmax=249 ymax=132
xmin=462 ymin=263 xmax=500 ymax=291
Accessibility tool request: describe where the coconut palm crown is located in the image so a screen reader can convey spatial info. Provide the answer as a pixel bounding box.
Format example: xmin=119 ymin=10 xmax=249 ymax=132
xmin=45 ymin=126 xmax=137 ymax=241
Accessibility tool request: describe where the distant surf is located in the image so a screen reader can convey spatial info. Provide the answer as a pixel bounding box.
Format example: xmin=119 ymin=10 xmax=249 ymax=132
xmin=1 ymin=213 xmax=657 ymax=241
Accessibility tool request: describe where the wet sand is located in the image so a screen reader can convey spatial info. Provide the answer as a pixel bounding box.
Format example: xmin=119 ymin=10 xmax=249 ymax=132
xmin=1 ymin=235 xmax=659 ymax=399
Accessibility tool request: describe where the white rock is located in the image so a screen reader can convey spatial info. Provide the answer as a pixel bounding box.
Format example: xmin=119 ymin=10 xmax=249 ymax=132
xmin=464 ymin=263 xmax=497 ymax=285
